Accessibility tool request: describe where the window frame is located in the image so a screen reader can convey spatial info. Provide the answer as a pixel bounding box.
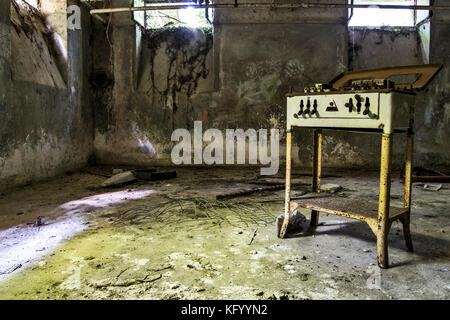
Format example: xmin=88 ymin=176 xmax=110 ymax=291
xmin=133 ymin=0 xmax=213 ymax=30
xmin=347 ymin=0 xmax=431 ymax=28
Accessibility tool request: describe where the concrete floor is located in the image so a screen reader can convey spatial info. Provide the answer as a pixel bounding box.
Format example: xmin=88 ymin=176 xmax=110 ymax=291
xmin=0 ymin=167 xmax=449 ymax=299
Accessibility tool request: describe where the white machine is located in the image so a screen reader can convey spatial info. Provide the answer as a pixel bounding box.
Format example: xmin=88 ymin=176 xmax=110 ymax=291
xmin=286 ymin=64 xmax=442 ymax=133
xmin=287 ymin=89 xmax=415 ymax=133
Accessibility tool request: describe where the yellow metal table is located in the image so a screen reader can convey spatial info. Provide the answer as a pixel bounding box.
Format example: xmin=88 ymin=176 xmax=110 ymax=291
xmin=279 ymin=64 xmax=443 ymax=268
xmin=280 ymin=127 xmax=414 ymax=269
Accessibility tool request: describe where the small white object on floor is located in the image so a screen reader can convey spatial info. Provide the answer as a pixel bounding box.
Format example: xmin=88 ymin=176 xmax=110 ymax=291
xmin=415 ymin=183 xmax=442 ymax=191
xmin=320 ymin=183 xmax=342 ymax=193
xmin=101 ymin=171 xmax=136 ymax=187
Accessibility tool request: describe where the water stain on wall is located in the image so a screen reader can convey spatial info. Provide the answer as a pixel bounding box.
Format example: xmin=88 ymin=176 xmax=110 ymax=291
xmin=139 ymin=27 xmax=213 ymax=131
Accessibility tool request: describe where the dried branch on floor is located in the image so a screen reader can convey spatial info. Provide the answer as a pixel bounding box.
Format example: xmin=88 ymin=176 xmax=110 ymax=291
xmin=116 ymin=268 xmax=129 ymax=279
xmin=90 ymin=274 xmax=162 ymax=288
xmin=216 ymin=185 xmax=285 ymax=200
xmin=249 ymin=228 xmax=258 ymax=245
xmin=146 ymin=264 xmax=173 ymax=272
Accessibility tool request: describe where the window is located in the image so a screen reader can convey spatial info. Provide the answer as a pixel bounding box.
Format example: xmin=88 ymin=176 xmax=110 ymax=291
xmin=134 ymin=1 xmax=212 ymax=29
xmin=348 ymin=0 xmax=430 ymax=27
xmin=16 ymin=0 xmax=40 ymax=9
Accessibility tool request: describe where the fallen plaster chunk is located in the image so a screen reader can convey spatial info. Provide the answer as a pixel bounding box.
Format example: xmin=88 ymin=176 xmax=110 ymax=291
xmin=277 ymin=210 xmax=307 ymax=235
xmin=320 ymin=183 xmax=342 ymax=193
xmin=416 ymin=183 xmax=442 ymax=191
xmin=101 ymin=171 xmax=137 ymax=187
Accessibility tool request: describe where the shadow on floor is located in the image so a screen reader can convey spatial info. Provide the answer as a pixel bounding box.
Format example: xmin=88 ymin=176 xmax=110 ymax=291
xmin=286 ymin=219 xmax=450 ymax=268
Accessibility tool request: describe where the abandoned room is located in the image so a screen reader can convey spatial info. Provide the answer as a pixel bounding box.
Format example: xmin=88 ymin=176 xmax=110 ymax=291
xmin=0 ymin=0 xmax=449 ymax=301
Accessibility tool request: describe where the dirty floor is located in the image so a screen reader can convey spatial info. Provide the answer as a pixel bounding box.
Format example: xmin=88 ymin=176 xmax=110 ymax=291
xmin=0 ymin=167 xmax=449 ymax=300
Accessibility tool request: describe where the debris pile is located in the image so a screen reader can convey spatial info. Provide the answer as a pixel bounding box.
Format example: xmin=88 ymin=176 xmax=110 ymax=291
xmin=101 ymin=168 xmax=177 ymax=187
xmin=276 ymin=210 xmax=307 ymax=235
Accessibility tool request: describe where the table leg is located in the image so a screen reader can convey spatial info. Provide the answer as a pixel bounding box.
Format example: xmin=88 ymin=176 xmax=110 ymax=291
xmin=279 ymin=128 xmax=292 ymax=238
xmin=402 ymin=130 xmax=414 ymax=252
xmin=377 ymin=133 xmax=393 ymax=269
xmin=311 ymin=129 xmax=322 ymax=227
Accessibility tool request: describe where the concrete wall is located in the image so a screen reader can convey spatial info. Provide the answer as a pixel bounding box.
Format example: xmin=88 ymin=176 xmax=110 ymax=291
xmin=414 ymin=0 xmax=450 ymax=167
xmin=341 ymin=27 xmax=425 ymax=169
xmin=93 ymin=1 xmax=217 ymax=165
xmin=347 ymin=24 xmax=450 ymax=168
xmin=93 ymin=0 xmax=350 ymax=167
xmin=4 ymin=0 xmax=442 ymax=174
xmin=0 ymin=0 xmax=94 ymax=192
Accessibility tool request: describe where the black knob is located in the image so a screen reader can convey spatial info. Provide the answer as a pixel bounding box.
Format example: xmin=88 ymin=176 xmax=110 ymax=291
xmin=354 ymin=94 xmax=362 ymax=112
xmin=311 ymin=99 xmax=318 ymax=115
xmin=298 ymin=100 xmax=304 ymax=116
xmin=304 ymin=99 xmax=311 ymax=115
xmin=345 ymin=98 xmax=353 ymax=113
xmin=363 ymin=97 xmax=370 ymax=115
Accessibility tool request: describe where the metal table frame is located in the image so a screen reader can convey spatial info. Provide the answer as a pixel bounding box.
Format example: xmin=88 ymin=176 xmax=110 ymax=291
xmin=279 ymin=126 xmax=414 ymax=269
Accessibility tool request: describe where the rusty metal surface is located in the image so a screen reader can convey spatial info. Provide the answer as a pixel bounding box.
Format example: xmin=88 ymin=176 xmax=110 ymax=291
xmin=377 ymin=134 xmax=394 ymax=268
xmin=311 ymin=129 xmax=322 ymax=227
xmin=290 ymin=196 xmax=407 ymax=226
xmin=331 ymin=64 xmax=443 ymax=91
xmin=279 ymin=130 xmax=292 ymax=239
xmin=283 ymin=130 xmax=414 ymax=268
xmin=404 ymin=132 xmax=414 ymax=209
xmin=285 ymin=88 xmax=415 ymax=97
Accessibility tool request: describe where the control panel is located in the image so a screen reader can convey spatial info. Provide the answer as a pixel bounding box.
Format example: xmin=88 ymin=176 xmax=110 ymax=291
xmin=287 ymin=91 xmax=415 ymax=133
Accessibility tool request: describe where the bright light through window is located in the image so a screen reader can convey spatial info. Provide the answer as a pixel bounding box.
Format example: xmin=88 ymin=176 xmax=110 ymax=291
xmin=179 ymin=7 xmax=205 ymax=28
xmin=141 ymin=2 xmax=211 ymax=29
xmin=16 ymin=0 xmax=39 ymax=9
xmin=348 ymin=0 xmax=429 ymax=27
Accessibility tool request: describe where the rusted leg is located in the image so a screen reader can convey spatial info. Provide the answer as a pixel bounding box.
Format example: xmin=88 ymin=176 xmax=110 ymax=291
xmin=402 ymin=130 xmax=414 ymax=252
xmin=400 ymin=216 xmax=413 ymax=252
xmin=404 ymin=129 xmax=414 ymax=210
xmin=279 ymin=128 xmax=293 ymax=238
xmin=377 ymin=133 xmax=393 ymax=269
xmin=310 ymin=129 xmax=322 ymax=227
